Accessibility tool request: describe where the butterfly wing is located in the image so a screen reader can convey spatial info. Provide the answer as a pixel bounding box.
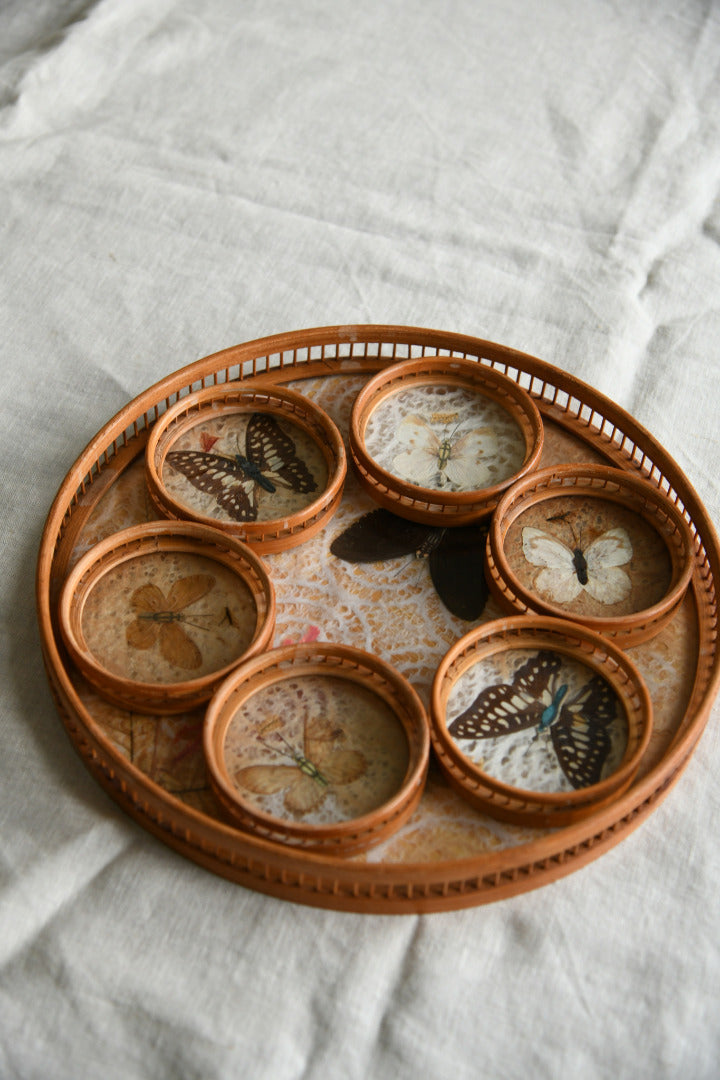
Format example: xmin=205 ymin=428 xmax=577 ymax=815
xmin=317 ymin=749 xmax=367 ymax=786
xmin=130 ymin=583 xmax=167 ymax=614
xmin=447 ymin=650 xmax=561 ymax=739
xmin=246 ymin=413 xmax=317 ymax=493
xmin=448 ymin=684 xmax=544 ymax=739
xmin=234 ymin=763 xmax=298 ymax=795
xmin=514 ymin=650 xmax=564 ymax=697
xmin=330 ymin=509 xmax=437 ymax=563
xmin=126 ymin=584 xmax=166 ymax=649
xmin=164 ymin=574 xmax=215 ymax=612
xmin=583 ymin=528 xmax=633 ymax=604
xmin=125 ymin=619 xmax=157 ymax=650
xmin=551 ymin=675 xmax=617 ymax=788
xmin=522 ymin=527 xmax=583 ymax=603
xmin=166 ymin=450 xmax=257 ymax=521
xmin=159 ymin=621 xmax=202 ymax=670
xmin=283 ymin=774 xmax=328 ymax=814
xmin=305 ymin=717 xmax=367 ymax=788
xmin=443 ymin=429 xmax=497 ymax=490
xmin=428 ymin=524 xmax=489 ymax=621
xmin=393 ymin=415 xmax=442 ymax=486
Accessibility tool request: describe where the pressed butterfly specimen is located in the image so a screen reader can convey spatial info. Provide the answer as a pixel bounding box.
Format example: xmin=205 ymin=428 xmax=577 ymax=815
xmin=447 ymin=650 xmax=619 ymax=789
xmin=234 ymin=716 xmax=367 ymax=815
xmin=521 ymin=517 xmax=633 ymax=605
xmin=166 ymin=413 xmax=317 ymax=522
xmin=125 ymin=574 xmax=216 ymax=670
xmin=329 ymin=508 xmax=489 ymax=620
xmin=392 ymin=412 xmax=497 ymax=491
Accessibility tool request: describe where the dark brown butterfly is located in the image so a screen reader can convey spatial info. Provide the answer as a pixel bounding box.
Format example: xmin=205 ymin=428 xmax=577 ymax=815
xmin=329 ymin=508 xmax=489 ymax=621
xmin=447 ymin=650 xmax=619 ymax=789
xmin=166 ymin=413 xmax=317 ymax=522
xmin=125 ymin=574 xmax=216 ymax=669
xmin=235 ymin=716 xmax=367 ymax=815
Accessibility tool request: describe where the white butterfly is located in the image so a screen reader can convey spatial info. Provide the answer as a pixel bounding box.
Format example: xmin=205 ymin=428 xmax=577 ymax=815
xmin=521 ymin=525 xmax=633 ymax=605
xmin=392 ymin=414 xmax=497 ymax=490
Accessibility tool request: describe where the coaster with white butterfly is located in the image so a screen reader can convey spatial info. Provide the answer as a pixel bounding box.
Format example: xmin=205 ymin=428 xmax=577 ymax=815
xmin=145 ymin=383 xmax=347 ymax=552
xmin=58 ymin=521 xmax=276 ymax=714
xmin=203 ymin=642 xmax=430 ymax=855
xmin=349 ymin=356 xmax=544 ymax=524
xmin=487 ymin=463 xmax=694 ymax=646
xmin=430 ymin=617 xmax=652 ymax=827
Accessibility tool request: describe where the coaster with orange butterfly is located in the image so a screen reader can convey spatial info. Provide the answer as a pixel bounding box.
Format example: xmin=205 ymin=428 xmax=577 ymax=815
xmin=430 ymin=616 xmax=653 ymax=827
xmin=486 ymin=464 xmax=694 ymax=646
xmin=146 ymin=383 xmax=347 ymax=553
xmin=349 ymin=356 xmax=544 ymax=525
xmin=58 ymin=521 xmax=276 ymax=714
xmin=203 ymin=642 xmax=430 ymax=854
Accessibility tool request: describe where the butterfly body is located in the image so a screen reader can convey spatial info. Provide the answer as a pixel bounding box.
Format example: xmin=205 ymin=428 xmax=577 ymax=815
xmin=166 ymin=413 xmax=316 ymax=522
xmin=538 ymin=683 xmax=569 ymax=732
xmin=447 ymin=651 xmax=618 ymax=789
xmin=293 ymin=750 xmax=329 ymax=788
xmin=572 ymin=548 xmax=589 ymax=586
xmin=138 ymin=609 xmax=195 ymax=625
xmin=229 ymin=452 xmax=277 ymax=493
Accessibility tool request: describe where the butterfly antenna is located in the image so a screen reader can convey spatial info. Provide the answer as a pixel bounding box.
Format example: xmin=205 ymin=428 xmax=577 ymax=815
xmin=547 ymin=511 xmax=580 ymax=548
xmin=256 ymin=731 xmax=296 ymax=762
xmin=388 ymin=555 xmax=416 ymax=579
xmin=181 ymin=614 xmax=215 ymax=632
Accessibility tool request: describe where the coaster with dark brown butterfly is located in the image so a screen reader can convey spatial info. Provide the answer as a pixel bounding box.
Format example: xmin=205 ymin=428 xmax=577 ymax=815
xmin=165 ymin=412 xmax=319 ymax=523
xmin=329 ymin=508 xmax=489 ymax=621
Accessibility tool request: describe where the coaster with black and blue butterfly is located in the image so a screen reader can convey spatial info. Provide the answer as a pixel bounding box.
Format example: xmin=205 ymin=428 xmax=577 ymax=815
xmin=430 ymin=616 xmax=652 ymax=827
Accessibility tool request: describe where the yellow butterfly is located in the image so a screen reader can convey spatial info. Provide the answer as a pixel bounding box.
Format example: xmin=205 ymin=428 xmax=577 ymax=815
xmin=235 ymin=716 xmax=367 ymax=815
xmin=392 ymin=414 xmax=497 ymax=490
xmin=125 ymin=574 xmax=215 ymax=670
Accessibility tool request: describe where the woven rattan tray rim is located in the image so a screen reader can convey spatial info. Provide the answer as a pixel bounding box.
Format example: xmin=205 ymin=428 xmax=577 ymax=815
xmin=36 ymin=325 xmax=720 ymax=913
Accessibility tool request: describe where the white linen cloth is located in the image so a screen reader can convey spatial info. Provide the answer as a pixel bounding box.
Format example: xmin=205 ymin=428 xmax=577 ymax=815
xmin=1 ymin=2 xmax=719 ymax=1076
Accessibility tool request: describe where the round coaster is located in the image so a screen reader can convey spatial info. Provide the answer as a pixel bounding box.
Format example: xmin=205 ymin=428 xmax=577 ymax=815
xmin=349 ymin=356 xmax=544 ymax=524
xmin=146 ymin=383 xmax=346 ymax=552
xmin=430 ymin=617 xmax=653 ymax=826
xmin=204 ymin=643 xmax=430 ymax=854
xmin=486 ymin=464 xmax=694 ymax=645
xmin=59 ymin=522 xmax=276 ymax=714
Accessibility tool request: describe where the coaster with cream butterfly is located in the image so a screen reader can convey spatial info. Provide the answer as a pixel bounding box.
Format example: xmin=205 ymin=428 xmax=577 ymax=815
xmin=486 ymin=464 xmax=694 ymax=646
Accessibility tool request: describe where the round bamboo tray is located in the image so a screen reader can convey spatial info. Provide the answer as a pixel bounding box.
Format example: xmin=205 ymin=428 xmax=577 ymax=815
xmin=36 ymin=325 xmax=720 ymax=913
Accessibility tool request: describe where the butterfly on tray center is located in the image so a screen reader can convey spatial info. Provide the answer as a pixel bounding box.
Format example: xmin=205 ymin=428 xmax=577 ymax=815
xmin=521 ymin=512 xmax=633 ymax=606
xmin=234 ymin=715 xmax=367 ymax=816
xmin=165 ymin=413 xmax=318 ymax=523
xmin=391 ymin=411 xmax=498 ymax=491
xmin=447 ymin=650 xmax=621 ymax=789
xmin=329 ymin=508 xmax=489 ymax=621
